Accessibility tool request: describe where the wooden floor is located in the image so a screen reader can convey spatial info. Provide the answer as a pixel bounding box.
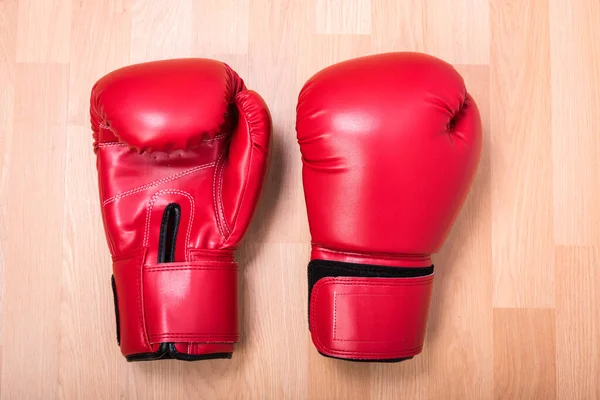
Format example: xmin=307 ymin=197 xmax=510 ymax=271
xmin=1 ymin=0 xmax=599 ymax=399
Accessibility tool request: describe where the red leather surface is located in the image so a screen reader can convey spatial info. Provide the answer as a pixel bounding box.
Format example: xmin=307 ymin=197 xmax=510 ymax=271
xmin=112 ymin=249 xmax=151 ymax=355
xmin=310 ymin=275 xmax=433 ymax=360
xmin=91 ymin=59 xmax=243 ymax=153
xmin=311 ymin=246 xmax=433 ymax=267
xmin=143 ymin=260 xmax=238 ymax=343
xmin=91 ymin=59 xmax=271 ymax=359
xmin=296 ymin=52 xmax=481 ymax=360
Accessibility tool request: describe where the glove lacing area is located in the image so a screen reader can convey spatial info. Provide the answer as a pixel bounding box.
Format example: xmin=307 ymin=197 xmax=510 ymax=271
xmin=111 ymin=203 xmax=238 ymax=362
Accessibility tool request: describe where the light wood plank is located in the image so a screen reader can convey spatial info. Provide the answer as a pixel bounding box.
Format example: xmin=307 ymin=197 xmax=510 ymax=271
xmin=371 ymin=0 xmax=424 ymax=53
xmin=0 ymin=61 xmax=16 ymax=347
xmin=68 ymin=0 xmax=131 ymax=125
xmin=0 ymin=56 xmax=13 ymax=339
xmin=423 ymin=0 xmax=489 ymax=64
xmin=555 ymin=246 xmax=600 ymax=399
xmin=493 ymin=308 xmax=556 ymax=400
xmin=16 ymin=0 xmax=71 ymax=62
xmin=305 ymin=34 xmax=373 ymax=76
xmin=130 ymin=0 xmax=192 ymax=63
xmin=371 ymin=358 xmax=429 ymax=400
xmin=490 ymin=0 xmax=554 ymax=308
xmin=1 ymin=63 xmax=69 ymax=399
xmin=57 ymin=126 xmax=123 ymax=398
xmin=193 ymin=0 xmax=250 ymax=56
xmin=308 ymin=351 xmax=371 ymax=400
xmin=232 ymin=243 xmax=309 ymax=399
xmin=550 ymin=0 xmax=600 ymax=246
xmin=0 ymin=0 xmax=18 ymax=62
xmin=316 ymin=0 xmax=372 ymax=35
xmin=246 ymin=0 xmax=313 ymax=244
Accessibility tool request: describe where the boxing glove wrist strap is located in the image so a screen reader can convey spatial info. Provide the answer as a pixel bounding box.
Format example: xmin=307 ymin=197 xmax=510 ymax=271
xmin=111 ymin=248 xmax=239 ymax=361
xmin=308 ymin=260 xmax=434 ymax=362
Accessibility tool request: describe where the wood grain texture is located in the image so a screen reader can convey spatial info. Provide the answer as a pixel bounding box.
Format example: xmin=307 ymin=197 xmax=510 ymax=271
xmin=131 ymin=0 xmax=193 ymax=62
xmin=555 ymin=246 xmax=600 ymax=399
xmin=371 ymin=0 xmax=423 ymax=53
xmin=0 ymin=0 xmax=18 ymax=62
xmin=316 ymin=0 xmax=372 ymax=35
xmin=68 ymin=0 xmax=131 ymax=125
xmin=0 ymin=61 xmax=15 ymax=350
xmin=423 ymin=0 xmax=490 ymax=64
xmin=16 ymin=0 xmax=71 ymax=62
xmin=2 ymin=64 xmax=69 ymax=399
xmin=490 ymin=0 xmax=554 ymax=308
xmin=194 ymin=0 xmax=249 ymax=55
xmin=493 ymin=308 xmax=556 ymax=399
xmin=550 ymin=0 xmax=600 ymax=246
xmin=1 ymin=0 xmax=599 ymax=398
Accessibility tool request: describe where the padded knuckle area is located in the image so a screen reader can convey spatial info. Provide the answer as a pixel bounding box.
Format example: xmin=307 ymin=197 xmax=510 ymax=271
xmin=92 ymin=59 xmax=246 ymax=152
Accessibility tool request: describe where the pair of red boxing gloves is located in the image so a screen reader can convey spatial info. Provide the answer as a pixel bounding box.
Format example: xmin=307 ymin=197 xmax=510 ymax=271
xmin=91 ymin=52 xmax=482 ymax=362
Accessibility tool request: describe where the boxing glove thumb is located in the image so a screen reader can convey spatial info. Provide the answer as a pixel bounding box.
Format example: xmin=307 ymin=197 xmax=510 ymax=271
xmin=220 ymin=91 xmax=271 ymax=246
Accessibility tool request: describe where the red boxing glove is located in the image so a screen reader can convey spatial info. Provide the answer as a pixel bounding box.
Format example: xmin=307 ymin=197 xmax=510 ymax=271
xmin=296 ymin=53 xmax=481 ymax=361
xmin=91 ymin=59 xmax=270 ymax=361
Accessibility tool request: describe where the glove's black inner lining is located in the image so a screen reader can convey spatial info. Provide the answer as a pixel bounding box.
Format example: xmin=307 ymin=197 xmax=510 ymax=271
xmin=157 ymin=203 xmax=181 ymax=264
xmin=111 ymin=275 xmax=120 ymax=345
xmin=154 ymin=203 xmax=182 ymax=358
